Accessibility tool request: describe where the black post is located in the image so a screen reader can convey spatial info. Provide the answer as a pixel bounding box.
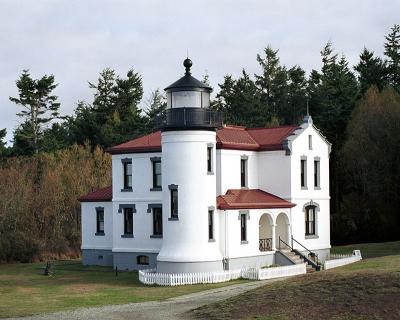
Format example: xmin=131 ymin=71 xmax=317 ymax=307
xmin=115 ymin=266 xmax=118 ymax=277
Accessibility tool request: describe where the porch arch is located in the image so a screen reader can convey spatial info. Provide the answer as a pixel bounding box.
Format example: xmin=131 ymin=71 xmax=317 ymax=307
xmin=275 ymin=212 xmax=290 ymax=250
xmin=259 ymin=213 xmax=274 ymax=251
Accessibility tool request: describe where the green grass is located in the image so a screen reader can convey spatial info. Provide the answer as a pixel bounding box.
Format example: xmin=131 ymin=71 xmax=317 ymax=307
xmin=0 ymin=260 xmax=247 ymax=318
xmin=190 ymin=241 xmax=400 ymax=320
xmin=331 ymin=240 xmax=400 ymax=258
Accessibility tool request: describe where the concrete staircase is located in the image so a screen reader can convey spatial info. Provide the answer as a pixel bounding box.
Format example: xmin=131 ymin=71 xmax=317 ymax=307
xmin=280 ymin=250 xmax=318 ymax=273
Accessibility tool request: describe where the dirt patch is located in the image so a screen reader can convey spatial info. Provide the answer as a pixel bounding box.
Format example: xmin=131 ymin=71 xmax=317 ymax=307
xmin=16 ymin=287 xmax=41 ymax=295
xmin=65 ymin=283 xmax=114 ymax=294
xmin=189 ymin=271 xmax=400 ymax=320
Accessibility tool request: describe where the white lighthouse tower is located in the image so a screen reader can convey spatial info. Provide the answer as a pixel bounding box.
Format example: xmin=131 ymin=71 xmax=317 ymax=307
xmin=156 ymin=59 xmax=224 ymax=273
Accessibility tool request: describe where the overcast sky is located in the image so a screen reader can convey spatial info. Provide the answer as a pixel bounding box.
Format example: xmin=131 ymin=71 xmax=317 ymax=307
xmin=1 ymin=0 xmax=399 ymax=144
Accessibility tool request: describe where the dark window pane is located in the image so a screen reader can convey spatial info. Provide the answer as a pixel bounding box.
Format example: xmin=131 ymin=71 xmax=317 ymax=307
xmin=153 ymin=207 xmax=163 ymax=235
xmin=241 ymin=214 xmax=247 ymax=241
xmin=124 ymin=161 xmax=133 ymax=189
xmin=208 ymin=210 xmax=214 ymax=240
xmin=137 ymin=255 xmax=149 ymax=265
xmin=207 ymin=147 xmax=212 ymax=172
xmin=301 ymin=160 xmax=306 ymax=187
xmin=305 ymin=206 xmax=315 ymax=236
xmin=171 ymin=189 xmax=178 ymax=218
xmin=124 ymin=208 xmax=133 ymax=235
xmin=153 ymin=161 xmax=162 ymax=188
xmin=96 ymin=210 xmax=104 ymax=233
xmin=240 ymin=159 xmax=247 ymax=187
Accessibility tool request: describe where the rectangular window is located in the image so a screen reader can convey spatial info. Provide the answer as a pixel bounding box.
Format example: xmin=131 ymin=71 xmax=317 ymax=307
xmin=207 ymin=146 xmax=213 ymax=173
xmin=170 ymin=189 xmax=178 ymax=219
xmin=208 ymin=210 xmax=214 ymax=240
xmin=137 ymin=255 xmax=149 ymax=265
xmin=301 ymin=158 xmax=307 ymax=188
xmin=314 ymin=160 xmax=320 ymax=188
xmin=240 ymin=213 xmax=247 ymax=242
xmin=123 ymin=161 xmax=132 ymax=189
xmin=240 ymin=159 xmax=247 ymax=187
xmin=153 ymin=160 xmax=162 ymax=189
xmin=305 ymin=206 xmax=316 ymax=236
xmin=124 ymin=208 xmax=133 ymax=235
xmin=308 ymin=135 xmax=312 ymax=150
xmin=153 ymin=207 xmax=163 ymax=236
xmin=96 ymin=209 xmax=104 ymax=234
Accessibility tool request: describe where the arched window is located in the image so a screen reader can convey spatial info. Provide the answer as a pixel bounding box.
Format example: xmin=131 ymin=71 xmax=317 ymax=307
xmin=137 ymin=255 xmax=149 ymax=265
xmin=305 ymin=206 xmax=316 ymax=236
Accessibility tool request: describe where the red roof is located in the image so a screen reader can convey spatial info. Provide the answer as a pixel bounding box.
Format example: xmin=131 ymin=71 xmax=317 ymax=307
xmin=78 ymin=186 xmax=112 ymax=202
xmin=107 ymin=131 xmax=162 ymax=154
xmin=107 ymin=125 xmax=298 ymax=154
xmin=217 ymin=189 xmax=296 ymax=210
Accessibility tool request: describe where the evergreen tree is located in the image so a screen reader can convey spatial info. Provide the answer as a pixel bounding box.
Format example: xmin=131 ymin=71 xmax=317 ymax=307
xmin=216 ymin=71 xmax=264 ymax=127
xmin=69 ymin=68 xmax=145 ymax=148
xmin=354 ymin=48 xmax=387 ymax=95
xmin=384 ymin=24 xmax=400 ymax=92
xmin=145 ymin=89 xmax=167 ymax=131
xmin=338 ymin=87 xmax=400 ymax=243
xmin=9 ymin=70 xmax=61 ymax=154
xmin=0 ymin=129 xmax=7 ymax=156
xmin=255 ymin=46 xmax=288 ymax=123
xmin=286 ymin=66 xmax=308 ymax=124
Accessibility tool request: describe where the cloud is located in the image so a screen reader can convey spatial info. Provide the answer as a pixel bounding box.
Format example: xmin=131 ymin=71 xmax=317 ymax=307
xmin=0 ymin=0 xmax=398 ymax=144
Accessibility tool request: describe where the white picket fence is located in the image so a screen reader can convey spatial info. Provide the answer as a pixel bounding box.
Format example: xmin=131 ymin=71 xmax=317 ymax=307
xmin=139 ymin=263 xmax=306 ymax=286
xmin=324 ymin=250 xmax=362 ymax=270
xmin=139 ymin=268 xmax=242 ymax=286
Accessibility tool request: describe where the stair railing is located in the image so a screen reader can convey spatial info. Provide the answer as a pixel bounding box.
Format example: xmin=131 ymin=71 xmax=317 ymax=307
xmin=278 ymin=236 xmax=293 ymax=251
xmin=291 ymin=236 xmax=320 ymax=266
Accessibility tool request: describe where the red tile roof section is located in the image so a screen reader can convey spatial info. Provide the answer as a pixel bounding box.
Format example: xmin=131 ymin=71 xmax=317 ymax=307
xmin=217 ymin=189 xmax=295 ymax=210
xmin=78 ymin=186 xmax=112 ymax=202
xmin=107 ymin=131 xmax=162 ymax=154
xmin=216 ymin=125 xmax=259 ymax=150
xmin=247 ymin=126 xmax=298 ymax=151
xmin=107 ymin=124 xmax=298 ymax=154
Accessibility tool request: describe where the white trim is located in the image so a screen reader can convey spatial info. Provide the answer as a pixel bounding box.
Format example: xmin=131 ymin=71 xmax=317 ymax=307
xmin=112 ymin=248 xmax=160 ymax=253
xmin=81 ymin=245 xmax=112 ymax=250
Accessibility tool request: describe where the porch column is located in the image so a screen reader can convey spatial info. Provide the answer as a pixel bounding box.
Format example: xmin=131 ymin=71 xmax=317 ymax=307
xmin=286 ymin=223 xmax=291 ymax=246
xmin=271 ymin=224 xmax=276 ymax=251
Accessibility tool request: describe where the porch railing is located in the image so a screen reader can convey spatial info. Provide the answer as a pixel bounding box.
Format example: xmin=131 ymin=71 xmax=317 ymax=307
xmin=259 ymin=238 xmax=273 ymax=251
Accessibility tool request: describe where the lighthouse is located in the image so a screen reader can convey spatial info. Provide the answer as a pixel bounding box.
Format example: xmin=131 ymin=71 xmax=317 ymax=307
xmin=156 ymin=59 xmax=224 ymax=273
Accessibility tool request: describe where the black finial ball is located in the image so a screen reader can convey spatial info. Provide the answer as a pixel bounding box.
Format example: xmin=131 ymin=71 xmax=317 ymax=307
xmin=183 ymin=58 xmax=192 ymax=69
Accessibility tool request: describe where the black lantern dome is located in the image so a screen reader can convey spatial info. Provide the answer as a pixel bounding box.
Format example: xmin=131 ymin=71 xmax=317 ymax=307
xmin=159 ymin=59 xmax=222 ymax=131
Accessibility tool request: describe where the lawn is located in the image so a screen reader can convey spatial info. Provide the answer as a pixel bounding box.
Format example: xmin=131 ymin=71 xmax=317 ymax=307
xmin=0 ymin=260 xmax=247 ymax=318
xmin=190 ymin=241 xmax=400 ymax=320
xmin=331 ymin=240 xmax=400 ymax=258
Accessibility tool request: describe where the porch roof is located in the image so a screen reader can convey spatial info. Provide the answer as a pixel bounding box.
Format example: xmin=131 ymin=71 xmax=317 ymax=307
xmin=217 ymin=189 xmax=296 ymax=210
xmin=78 ymin=186 xmax=112 ymax=202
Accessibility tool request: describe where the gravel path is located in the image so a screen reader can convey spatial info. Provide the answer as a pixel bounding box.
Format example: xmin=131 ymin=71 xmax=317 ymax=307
xmin=7 ymin=278 xmax=284 ymax=320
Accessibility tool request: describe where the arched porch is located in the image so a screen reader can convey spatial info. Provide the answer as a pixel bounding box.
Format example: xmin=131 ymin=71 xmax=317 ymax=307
xmin=259 ymin=213 xmax=274 ymax=252
xmin=276 ymin=212 xmax=291 ymax=250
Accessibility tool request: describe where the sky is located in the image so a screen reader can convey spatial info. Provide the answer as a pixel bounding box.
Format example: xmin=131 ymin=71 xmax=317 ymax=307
xmin=0 ymin=0 xmax=399 ymax=144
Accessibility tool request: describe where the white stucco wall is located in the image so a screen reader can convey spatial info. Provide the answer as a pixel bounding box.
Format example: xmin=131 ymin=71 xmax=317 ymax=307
xmin=221 ymin=208 xmax=291 ymax=259
xmin=112 ymin=152 xmax=162 ymax=202
xmin=258 ymin=150 xmax=291 ymax=199
xmin=112 ymin=200 xmax=163 ymax=254
xmin=81 ymin=201 xmax=113 ymax=250
xmin=157 ymin=130 xmax=222 ymax=263
xmin=289 ymin=122 xmax=331 ymax=251
xmin=217 ymin=149 xmax=258 ymax=196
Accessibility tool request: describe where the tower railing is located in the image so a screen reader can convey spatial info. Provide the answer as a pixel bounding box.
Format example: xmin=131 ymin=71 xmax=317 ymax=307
xmin=157 ymin=108 xmax=223 ymax=129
